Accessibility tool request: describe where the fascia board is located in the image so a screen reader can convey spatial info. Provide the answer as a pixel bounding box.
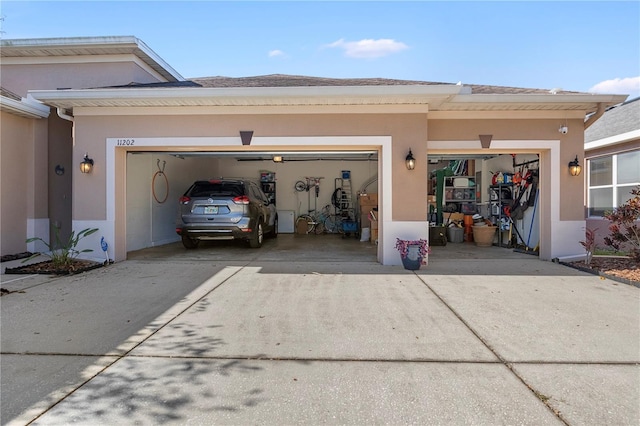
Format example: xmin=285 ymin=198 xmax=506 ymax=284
xmin=585 ymin=129 xmax=640 ymax=151
xmin=451 ymin=93 xmax=628 ymax=105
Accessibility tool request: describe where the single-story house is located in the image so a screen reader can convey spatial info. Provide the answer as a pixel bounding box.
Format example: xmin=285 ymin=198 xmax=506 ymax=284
xmin=0 ymin=36 xmax=629 ymax=265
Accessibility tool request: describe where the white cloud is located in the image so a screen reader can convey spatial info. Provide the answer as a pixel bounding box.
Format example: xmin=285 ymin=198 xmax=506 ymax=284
xmin=268 ymin=49 xmax=286 ymax=58
xmin=326 ymin=38 xmax=408 ymax=59
xmin=589 ymin=76 xmax=640 ymax=97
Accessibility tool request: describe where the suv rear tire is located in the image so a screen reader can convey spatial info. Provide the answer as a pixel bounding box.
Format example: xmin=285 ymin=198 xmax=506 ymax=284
xmin=249 ymin=220 xmax=264 ymax=248
xmin=181 ymin=235 xmax=200 ymax=249
xmin=268 ymin=216 xmax=278 ymax=238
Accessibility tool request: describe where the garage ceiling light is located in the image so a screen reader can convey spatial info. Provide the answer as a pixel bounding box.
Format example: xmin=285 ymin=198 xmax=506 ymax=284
xmin=273 ymin=155 xmax=283 ymax=163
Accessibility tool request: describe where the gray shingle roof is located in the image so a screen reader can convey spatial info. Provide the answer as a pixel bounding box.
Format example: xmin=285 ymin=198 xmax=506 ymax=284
xmin=585 ymin=97 xmax=640 ymax=142
xmin=1 ymin=87 xmax=22 ymax=101
xmin=190 ymin=74 xmax=581 ymax=95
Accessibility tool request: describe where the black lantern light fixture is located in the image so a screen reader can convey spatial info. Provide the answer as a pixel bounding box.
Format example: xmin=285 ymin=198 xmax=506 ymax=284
xmin=80 ymin=153 xmax=94 ymax=174
xmin=568 ymin=155 xmax=582 ymax=176
xmin=405 ymin=149 xmax=416 ymax=170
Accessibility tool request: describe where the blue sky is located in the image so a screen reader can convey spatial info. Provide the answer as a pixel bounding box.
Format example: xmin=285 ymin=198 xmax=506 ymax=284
xmin=2 ymin=1 xmax=639 ymax=99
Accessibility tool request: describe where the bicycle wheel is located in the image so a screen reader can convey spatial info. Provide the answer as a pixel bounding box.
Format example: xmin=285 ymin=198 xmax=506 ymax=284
xmin=313 ymin=219 xmax=326 ymax=234
xmin=323 ymin=215 xmax=337 ymax=233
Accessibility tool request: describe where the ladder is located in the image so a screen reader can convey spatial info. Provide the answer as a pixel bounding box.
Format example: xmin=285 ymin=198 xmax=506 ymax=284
xmin=335 ymin=177 xmax=355 ymax=221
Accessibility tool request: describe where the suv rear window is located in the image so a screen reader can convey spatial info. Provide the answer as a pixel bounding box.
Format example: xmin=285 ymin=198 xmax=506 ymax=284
xmin=188 ymin=181 xmax=245 ymax=197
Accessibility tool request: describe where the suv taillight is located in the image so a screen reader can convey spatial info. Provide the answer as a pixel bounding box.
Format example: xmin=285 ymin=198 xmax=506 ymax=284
xmin=232 ymin=195 xmax=250 ymax=205
xmin=179 ymin=196 xmax=191 ymax=204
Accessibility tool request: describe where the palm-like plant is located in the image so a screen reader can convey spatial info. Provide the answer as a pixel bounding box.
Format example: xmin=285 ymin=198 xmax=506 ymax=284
xmin=24 ymin=226 xmax=99 ymax=269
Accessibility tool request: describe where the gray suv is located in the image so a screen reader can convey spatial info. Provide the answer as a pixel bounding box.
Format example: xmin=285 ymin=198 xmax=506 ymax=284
xmin=176 ymin=179 xmax=277 ymax=249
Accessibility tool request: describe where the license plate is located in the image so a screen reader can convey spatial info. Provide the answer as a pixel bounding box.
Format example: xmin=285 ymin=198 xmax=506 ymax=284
xmin=204 ymin=206 xmax=218 ymax=214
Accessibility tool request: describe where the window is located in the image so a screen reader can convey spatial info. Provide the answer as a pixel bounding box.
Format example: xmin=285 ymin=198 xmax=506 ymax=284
xmin=588 ymin=151 xmax=640 ymax=216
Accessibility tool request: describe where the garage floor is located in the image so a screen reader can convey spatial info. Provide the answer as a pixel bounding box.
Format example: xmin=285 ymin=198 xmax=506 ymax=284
xmin=127 ymin=234 xmax=533 ymax=263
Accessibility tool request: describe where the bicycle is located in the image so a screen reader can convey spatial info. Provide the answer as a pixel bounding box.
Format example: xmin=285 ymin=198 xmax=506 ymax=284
xmin=295 ymin=205 xmax=343 ymax=235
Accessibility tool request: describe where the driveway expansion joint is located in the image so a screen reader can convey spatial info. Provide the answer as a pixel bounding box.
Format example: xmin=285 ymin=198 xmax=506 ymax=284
xmin=415 ymin=272 xmax=572 ymax=425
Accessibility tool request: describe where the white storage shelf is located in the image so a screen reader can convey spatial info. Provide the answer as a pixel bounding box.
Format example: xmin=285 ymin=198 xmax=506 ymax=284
xmin=444 ymin=176 xmax=476 ymax=202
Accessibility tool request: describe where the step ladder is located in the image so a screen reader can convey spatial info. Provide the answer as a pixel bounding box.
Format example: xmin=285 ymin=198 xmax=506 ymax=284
xmin=335 ymin=172 xmax=358 ymax=234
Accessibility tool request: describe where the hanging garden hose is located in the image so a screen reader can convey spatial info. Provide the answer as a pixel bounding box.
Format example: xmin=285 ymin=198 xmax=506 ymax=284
xmin=152 ymin=159 xmax=169 ymax=204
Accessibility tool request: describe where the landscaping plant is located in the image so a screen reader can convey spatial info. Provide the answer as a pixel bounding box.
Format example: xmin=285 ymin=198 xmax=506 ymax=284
xmin=579 ymin=228 xmax=596 ymax=266
xmin=24 ymin=226 xmax=99 ymax=268
xmin=603 ymin=186 xmax=640 ymax=262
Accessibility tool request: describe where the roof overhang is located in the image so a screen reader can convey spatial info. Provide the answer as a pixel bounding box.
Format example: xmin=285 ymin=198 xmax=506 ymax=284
xmin=0 ymin=36 xmax=184 ymax=82
xmin=585 ymin=129 xmax=640 ymax=151
xmin=28 ymin=85 xmax=627 ymax=115
xmin=29 ymin=85 xmax=465 ymax=110
xmin=0 ymin=94 xmax=50 ymax=119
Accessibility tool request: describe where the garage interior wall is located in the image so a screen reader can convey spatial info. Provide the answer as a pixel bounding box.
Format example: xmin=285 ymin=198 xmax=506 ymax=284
xmin=215 ymin=158 xmax=379 ymax=216
xmin=126 ymin=153 xmax=213 ymax=251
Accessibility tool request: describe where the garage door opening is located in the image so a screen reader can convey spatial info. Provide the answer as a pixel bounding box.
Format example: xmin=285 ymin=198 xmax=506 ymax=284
xmin=125 ymin=149 xmax=380 ymax=257
xmin=427 ymin=153 xmax=541 ymax=254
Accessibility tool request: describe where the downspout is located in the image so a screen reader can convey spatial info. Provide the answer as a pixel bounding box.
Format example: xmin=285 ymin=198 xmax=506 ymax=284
xmin=57 ymin=107 xmax=74 ymax=122
xmin=584 ymin=102 xmax=606 ymax=130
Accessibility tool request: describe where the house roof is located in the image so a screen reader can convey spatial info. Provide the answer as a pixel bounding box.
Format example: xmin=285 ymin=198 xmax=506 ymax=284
xmin=0 ymin=36 xmax=184 ymax=83
xmin=29 ymin=77 xmax=627 ymax=115
xmin=584 ymin=97 xmax=640 ymax=151
xmin=190 ymin=74 xmax=577 ymax=95
xmin=585 ymin=97 xmax=640 ymax=142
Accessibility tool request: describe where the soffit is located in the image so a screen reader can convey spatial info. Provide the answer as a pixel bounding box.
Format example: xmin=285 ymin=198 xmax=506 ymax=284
xmin=29 ymin=86 xmax=627 ymax=114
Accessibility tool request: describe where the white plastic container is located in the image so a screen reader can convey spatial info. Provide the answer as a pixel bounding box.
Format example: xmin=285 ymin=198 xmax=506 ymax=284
xmin=453 ymin=178 xmax=469 ymax=188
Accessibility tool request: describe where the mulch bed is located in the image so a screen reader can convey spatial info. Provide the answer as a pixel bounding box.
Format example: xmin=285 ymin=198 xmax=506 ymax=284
xmin=562 ymin=257 xmax=639 ymax=288
xmin=1 ymin=252 xmax=35 ymax=262
xmin=4 ymin=259 xmax=105 ymax=276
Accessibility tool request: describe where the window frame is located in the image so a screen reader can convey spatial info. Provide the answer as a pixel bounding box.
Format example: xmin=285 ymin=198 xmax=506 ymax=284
xmin=587 ymin=150 xmax=640 ymax=218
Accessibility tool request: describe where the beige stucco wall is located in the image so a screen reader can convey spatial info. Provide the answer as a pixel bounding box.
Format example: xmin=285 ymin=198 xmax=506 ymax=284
xmin=1 ymin=111 xmax=49 ymax=255
xmin=73 ymin=112 xmax=427 ymax=222
xmin=428 ymin=118 xmax=586 ymax=221
xmin=1 ymin=61 xmax=164 ymax=96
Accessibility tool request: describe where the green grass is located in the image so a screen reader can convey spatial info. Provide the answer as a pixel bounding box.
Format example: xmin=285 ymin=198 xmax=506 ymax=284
xmin=593 ymin=248 xmax=629 ymax=256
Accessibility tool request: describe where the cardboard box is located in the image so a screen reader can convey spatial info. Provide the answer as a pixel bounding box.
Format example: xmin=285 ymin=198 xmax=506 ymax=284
xmin=371 ymin=228 xmax=378 ymax=244
xmin=359 ymin=193 xmax=378 ymax=206
xmin=370 ymin=219 xmax=378 ymax=230
xmin=445 ymin=212 xmax=465 ymax=224
xmin=295 ymin=217 xmax=309 ymax=234
xmin=467 ymin=160 xmax=475 ymax=176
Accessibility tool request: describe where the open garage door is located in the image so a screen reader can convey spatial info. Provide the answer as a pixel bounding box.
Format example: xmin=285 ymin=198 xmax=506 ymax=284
xmin=125 ymin=150 xmax=379 ymax=256
xmin=427 ymin=153 xmax=541 ymax=253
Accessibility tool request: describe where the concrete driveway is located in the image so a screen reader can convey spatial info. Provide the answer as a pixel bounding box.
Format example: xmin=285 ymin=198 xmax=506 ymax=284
xmin=1 ymin=235 xmax=638 ymax=425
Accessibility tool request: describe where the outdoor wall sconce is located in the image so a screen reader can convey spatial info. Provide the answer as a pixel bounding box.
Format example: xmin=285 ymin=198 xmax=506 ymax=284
xmin=568 ymin=156 xmax=582 ymax=176
xmin=405 ymin=149 xmax=416 ymax=170
xmin=80 ymin=153 xmax=94 ymax=173
xmin=272 ymin=155 xmax=283 ymax=163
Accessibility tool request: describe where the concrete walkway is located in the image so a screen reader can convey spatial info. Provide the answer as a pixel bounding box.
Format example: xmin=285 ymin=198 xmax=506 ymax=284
xmin=1 ymin=236 xmax=638 ymax=425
